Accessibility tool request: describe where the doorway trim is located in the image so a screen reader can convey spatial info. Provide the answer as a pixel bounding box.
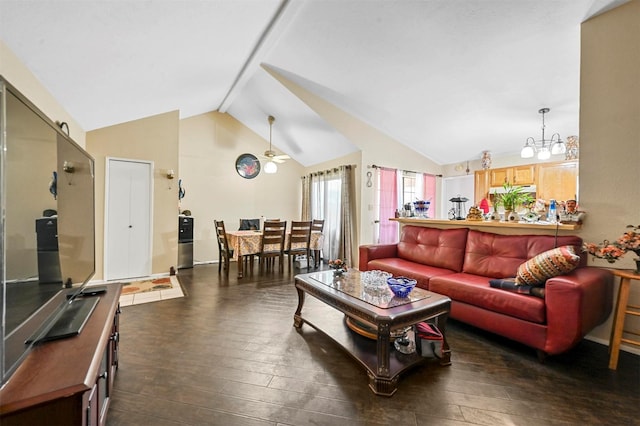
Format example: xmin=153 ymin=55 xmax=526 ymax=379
xmin=104 ymin=157 xmax=154 ymax=281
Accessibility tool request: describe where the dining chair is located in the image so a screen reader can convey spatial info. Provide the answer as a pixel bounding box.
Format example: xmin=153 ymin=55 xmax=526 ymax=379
xmin=258 ymin=220 xmax=287 ymax=273
xmin=214 ymin=220 xmax=233 ymax=274
xmin=239 ymin=218 xmax=260 ymax=230
xmin=311 ymin=219 xmax=325 ymax=268
xmin=286 ymin=220 xmax=312 ymax=271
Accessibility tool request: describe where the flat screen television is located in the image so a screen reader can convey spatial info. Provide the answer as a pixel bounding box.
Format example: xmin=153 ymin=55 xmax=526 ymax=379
xmin=1 ymin=77 xmax=96 ymax=386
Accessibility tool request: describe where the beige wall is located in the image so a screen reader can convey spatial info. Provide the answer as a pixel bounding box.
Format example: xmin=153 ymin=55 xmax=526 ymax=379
xmin=0 ymin=41 xmax=86 ymax=147
xmin=579 ymin=0 xmax=640 ymax=350
xmin=87 ymin=111 xmax=180 ymax=279
xmin=179 ymin=111 xmax=305 ymax=263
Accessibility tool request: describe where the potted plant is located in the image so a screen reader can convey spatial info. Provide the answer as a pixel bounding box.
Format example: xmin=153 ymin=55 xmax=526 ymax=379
xmin=496 ymin=183 xmax=534 ymax=221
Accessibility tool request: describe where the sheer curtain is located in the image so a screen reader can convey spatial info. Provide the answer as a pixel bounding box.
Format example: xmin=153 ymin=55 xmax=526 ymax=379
xmin=378 ymin=167 xmax=398 ymax=244
xmin=303 ymin=165 xmax=356 ymax=266
xmin=422 ymin=173 xmax=437 ymax=218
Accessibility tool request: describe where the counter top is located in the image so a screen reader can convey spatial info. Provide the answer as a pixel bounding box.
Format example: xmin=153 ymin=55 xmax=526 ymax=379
xmin=390 ymin=217 xmax=581 ymax=233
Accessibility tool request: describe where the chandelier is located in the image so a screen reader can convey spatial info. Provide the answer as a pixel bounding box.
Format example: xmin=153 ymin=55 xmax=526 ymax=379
xmin=520 ymin=108 xmax=566 ymax=160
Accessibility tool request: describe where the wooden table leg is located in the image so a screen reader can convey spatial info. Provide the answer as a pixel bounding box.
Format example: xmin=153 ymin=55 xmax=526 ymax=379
xmin=237 ymin=255 xmax=244 ymax=278
xmin=609 ymin=276 xmax=631 ymax=370
xmin=293 ymin=285 xmax=305 ymax=328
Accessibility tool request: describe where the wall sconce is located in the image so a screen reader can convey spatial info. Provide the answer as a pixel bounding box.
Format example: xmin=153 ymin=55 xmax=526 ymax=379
xmin=63 ymin=161 xmax=75 ymax=173
xmin=62 ymin=161 xmax=75 ymax=185
xmin=166 ymin=169 xmax=175 ymax=189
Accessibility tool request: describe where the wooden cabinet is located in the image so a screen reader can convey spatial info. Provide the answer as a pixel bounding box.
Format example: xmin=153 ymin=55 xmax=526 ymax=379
xmin=536 ymin=161 xmax=578 ymax=202
xmin=0 ymin=285 xmax=122 ymax=426
xmin=474 ymin=170 xmax=490 ymax=205
xmin=489 ymin=168 xmax=510 ymax=186
xmin=512 ymin=165 xmax=536 ymax=185
xmin=490 ymin=165 xmax=536 ymax=186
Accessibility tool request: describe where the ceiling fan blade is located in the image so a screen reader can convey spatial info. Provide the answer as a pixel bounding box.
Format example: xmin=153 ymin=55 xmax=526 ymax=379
xmin=274 ymin=154 xmax=290 ymax=161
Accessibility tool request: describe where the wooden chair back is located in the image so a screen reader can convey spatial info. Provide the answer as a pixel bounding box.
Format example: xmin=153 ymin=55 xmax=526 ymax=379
xmin=288 ymin=221 xmax=312 ymax=251
xmin=310 ymin=219 xmax=325 ymax=268
xmin=287 ymin=221 xmax=312 ymax=271
xmin=259 ymin=220 xmax=287 ymax=272
xmin=214 ymin=220 xmax=232 ymax=273
xmin=311 ymin=219 xmax=325 ymax=233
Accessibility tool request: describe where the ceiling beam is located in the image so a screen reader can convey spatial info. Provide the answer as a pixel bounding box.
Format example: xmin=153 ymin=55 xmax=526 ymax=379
xmin=217 ymin=0 xmax=301 ymax=113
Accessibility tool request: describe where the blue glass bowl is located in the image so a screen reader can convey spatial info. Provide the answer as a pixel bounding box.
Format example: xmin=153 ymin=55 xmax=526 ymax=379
xmin=387 ymin=276 xmax=417 ymax=298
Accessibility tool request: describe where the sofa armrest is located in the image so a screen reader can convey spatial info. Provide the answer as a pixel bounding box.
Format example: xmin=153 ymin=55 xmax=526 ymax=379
xmin=359 ymin=244 xmax=398 ymax=271
xmin=544 ymin=267 xmax=614 ymax=354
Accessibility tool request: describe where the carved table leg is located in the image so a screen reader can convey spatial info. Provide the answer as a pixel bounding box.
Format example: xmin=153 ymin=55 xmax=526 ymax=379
xmin=293 ymin=285 xmax=305 ymax=328
xmin=435 ymin=311 xmax=452 ymax=366
xmin=368 ymin=321 xmax=397 ymax=396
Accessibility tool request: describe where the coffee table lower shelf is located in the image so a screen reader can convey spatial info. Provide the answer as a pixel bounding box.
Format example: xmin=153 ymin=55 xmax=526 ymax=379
xmin=294 ymin=298 xmax=442 ymax=396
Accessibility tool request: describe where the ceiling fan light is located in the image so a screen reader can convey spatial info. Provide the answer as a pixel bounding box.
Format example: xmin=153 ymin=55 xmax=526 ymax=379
xmin=264 ymin=161 xmax=278 ymax=174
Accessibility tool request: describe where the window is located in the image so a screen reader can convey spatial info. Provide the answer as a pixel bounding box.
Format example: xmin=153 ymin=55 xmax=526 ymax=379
xmin=401 ymin=173 xmax=416 ymax=207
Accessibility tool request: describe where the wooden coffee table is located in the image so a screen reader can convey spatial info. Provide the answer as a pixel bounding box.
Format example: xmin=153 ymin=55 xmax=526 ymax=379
xmin=293 ymin=270 xmax=451 ymax=396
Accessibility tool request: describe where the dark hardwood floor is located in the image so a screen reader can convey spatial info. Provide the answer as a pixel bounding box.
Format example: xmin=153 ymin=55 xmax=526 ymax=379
xmin=107 ymin=263 xmax=639 ymax=426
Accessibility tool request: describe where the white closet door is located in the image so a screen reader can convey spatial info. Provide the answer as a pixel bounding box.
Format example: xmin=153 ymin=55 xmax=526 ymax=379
xmin=105 ymin=158 xmax=152 ymax=280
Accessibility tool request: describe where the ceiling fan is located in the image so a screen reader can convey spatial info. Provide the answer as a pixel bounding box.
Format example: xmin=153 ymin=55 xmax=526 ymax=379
xmin=261 ymin=115 xmax=290 ymax=171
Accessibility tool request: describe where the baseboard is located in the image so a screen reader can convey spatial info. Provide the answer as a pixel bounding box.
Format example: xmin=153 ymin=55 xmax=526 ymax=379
xmin=584 ymin=335 xmax=640 ymax=356
xmin=88 ymin=271 xmax=170 ymax=286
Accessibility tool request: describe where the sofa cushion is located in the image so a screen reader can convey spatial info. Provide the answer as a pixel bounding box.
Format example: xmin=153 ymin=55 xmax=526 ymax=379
xmin=430 ymin=273 xmax=546 ymax=323
xmin=462 ymin=230 xmax=584 ymax=278
xmin=397 ymin=227 xmax=468 ymax=272
xmin=367 ymin=257 xmax=456 ymax=290
xmin=515 ymin=246 xmax=581 ymax=286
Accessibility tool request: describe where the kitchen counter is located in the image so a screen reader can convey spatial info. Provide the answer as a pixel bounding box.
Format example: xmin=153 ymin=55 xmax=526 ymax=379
xmin=390 ymin=217 xmax=581 ymax=235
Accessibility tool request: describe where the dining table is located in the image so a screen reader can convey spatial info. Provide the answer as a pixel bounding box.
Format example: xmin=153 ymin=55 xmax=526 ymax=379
xmin=226 ymin=230 xmax=324 ymax=278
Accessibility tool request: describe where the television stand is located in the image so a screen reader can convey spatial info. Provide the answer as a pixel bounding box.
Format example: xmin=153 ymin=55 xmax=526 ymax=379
xmin=26 ymin=297 xmax=99 ymax=344
xmin=1 ymin=284 xmax=122 ymax=426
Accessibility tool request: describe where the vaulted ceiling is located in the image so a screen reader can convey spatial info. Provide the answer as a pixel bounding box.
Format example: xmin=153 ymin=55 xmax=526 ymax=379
xmin=0 ymin=0 xmax=627 ymax=167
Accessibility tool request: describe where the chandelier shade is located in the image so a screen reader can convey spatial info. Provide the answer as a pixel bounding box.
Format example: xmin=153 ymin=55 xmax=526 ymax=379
xmin=520 ymin=108 xmax=566 ymax=160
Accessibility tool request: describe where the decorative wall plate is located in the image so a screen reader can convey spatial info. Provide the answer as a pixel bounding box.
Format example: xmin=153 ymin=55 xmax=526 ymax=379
xmin=235 ymin=153 xmax=261 ymax=179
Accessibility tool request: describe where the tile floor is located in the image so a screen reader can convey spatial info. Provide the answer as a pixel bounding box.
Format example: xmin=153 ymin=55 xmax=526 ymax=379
xmin=88 ymin=276 xmax=184 ymax=307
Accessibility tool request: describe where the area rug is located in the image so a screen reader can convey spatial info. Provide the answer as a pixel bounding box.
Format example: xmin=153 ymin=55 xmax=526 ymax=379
xmin=118 ymin=275 xmax=184 ymax=306
xmin=121 ymin=276 xmax=176 ymax=295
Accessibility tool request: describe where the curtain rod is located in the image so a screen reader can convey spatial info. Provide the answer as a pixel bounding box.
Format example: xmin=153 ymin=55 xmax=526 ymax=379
xmin=368 ymin=164 xmax=443 ymax=178
xmin=301 ymin=164 xmax=356 ymax=179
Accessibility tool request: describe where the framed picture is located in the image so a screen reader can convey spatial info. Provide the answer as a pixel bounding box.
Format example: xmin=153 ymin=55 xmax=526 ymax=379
xmin=235 ymin=153 xmax=261 ymax=179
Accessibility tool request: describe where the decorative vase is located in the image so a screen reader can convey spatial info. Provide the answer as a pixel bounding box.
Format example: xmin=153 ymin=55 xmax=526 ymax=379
xmin=489 ymin=209 xmax=501 ymax=221
xmin=507 ymin=211 xmax=519 ymax=222
xmin=332 ymin=268 xmax=345 ymax=277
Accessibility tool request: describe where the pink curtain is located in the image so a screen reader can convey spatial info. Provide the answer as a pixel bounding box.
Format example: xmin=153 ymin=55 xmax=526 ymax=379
xmin=423 ymin=174 xmax=436 ymax=218
xmin=379 ymin=168 xmax=398 ymax=243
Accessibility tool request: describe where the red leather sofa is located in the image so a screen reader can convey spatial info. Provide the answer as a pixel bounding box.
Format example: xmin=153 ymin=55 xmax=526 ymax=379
xmin=359 ymin=226 xmax=613 ymax=358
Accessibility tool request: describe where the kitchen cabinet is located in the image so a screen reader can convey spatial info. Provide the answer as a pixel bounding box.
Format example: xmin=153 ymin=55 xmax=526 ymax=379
xmin=489 ymin=165 xmax=536 ymax=186
xmin=474 ymin=170 xmax=490 ymax=205
xmin=536 ymin=161 xmax=578 ymax=203
xmin=0 ymin=285 xmax=122 ymax=426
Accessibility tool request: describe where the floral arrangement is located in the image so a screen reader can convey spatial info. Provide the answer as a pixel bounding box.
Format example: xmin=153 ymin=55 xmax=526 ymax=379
xmin=583 ymin=225 xmax=640 ymax=263
xmin=328 ymin=259 xmax=347 ymax=270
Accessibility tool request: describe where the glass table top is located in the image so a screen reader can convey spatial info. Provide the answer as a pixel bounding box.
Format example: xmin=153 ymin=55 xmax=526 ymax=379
xmin=309 ymin=269 xmax=431 ymax=309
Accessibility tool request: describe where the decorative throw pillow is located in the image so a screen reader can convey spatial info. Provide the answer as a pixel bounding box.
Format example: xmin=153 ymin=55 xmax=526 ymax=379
xmin=515 ymin=246 xmax=580 ymax=286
